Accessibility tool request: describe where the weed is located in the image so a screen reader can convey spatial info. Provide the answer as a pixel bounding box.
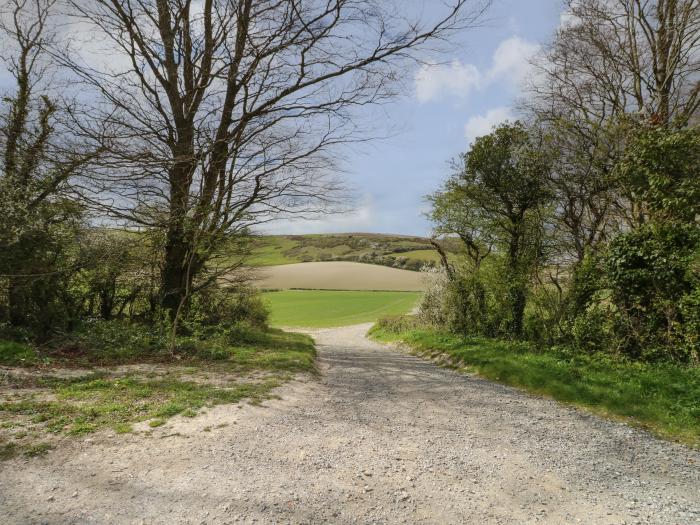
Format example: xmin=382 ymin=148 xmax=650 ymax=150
xmin=0 ymin=440 xmax=52 ymax=460
xmin=113 ymin=423 xmax=133 ymax=434
xmin=1 ymin=375 xmax=282 ymax=439
xmin=0 ymin=322 xmax=316 ymax=451
xmin=23 ymin=442 xmax=52 ymax=457
xmin=0 ymin=442 xmax=18 ymax=460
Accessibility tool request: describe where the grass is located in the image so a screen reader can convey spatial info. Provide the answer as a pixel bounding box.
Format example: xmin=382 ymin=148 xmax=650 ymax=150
xmin=370 ymin=323 xmax=700 ymax=447
xmin=262 ymin=290 xmax=421 ymax=327
xmin=0 ymin=322 xmax=316 ymax=458
xmin=1 ymin=374 xmax=281 ymax=436
xmin=0 ymin=340 xmax=43 ymax=366
xmin=222 ymin=328 xmax=318 ymax=372
xmin=241 ymin=233 xmax=460 ymax=269
xmin=246 ymin=236 xmax=300 ymax=266
xmin=398 ymin=249 xmax=442 ymax=262
xmin=0 ymin=321 xmax=316 ymax=371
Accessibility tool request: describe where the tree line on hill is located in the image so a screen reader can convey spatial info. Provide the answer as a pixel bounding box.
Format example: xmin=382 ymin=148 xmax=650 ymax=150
xmin=0 ymin=0 xmax=482 ymax=346
xmin=423 ymin=0 xmax=699 ymax=365
xmin=267 ymin=234 xmax=445 ymax=270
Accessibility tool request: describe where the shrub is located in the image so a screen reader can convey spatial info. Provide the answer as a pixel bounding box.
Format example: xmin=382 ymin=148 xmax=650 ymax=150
xmin=188 ymin=285 xmax=269 ymax=328
xmin=561 ymin=223 xmax=700 ymax=364
xmin=374 ymin=315 xmax=421 ymax=334
xmin=523 ymin=284 xmax=566 ymax=346
xmin=604 ymin=223 xmax=699 ymax=363
xmin=566 ymin=299 xmax=617 ymax=355
xmin=616 ymin=126 xmax=700 ymax=223
xmin=418 ymin=267 xmax=498 ymax=336
xmin=47 ymin=319 xmax=166 ymax=362
xmin=0 ymin=340 xmax=40 ymax=366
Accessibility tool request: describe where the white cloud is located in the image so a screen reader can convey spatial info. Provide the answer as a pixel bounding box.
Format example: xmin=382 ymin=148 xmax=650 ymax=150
xmin=414 ymin=36 xmax=539 ymax=103
xmin=258 ymin=203 xmax=375 ymax=235
xmin=559 ymin=9 xmax=582 ymax=29
xmin=464 ymin=107 xmax=514 ymax=145
xmin=488 ymin=36 xmax=540 ymax=86
xmin=414 ymin=60 xmax=482 ymax=103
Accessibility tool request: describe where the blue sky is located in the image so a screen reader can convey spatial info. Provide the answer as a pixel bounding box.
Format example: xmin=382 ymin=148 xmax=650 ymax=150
xmin=271 ymin=0 xmax=564 ymax=236
xmin=0 ymin=0 xmax=564 ymax=237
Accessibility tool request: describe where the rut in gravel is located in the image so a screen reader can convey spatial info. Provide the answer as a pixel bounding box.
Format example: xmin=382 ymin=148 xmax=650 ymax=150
xmin=1 ymin=323 xmax=699 ymax=524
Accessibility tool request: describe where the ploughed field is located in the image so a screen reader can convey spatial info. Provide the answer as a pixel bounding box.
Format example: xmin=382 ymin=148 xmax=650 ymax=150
xmin=254 ymin=261 xmax=427 ymax=292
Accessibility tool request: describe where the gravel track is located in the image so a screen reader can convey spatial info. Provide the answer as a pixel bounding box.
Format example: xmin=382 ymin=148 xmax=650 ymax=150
xmin=1 ymin=323 xmax=698 ymax=524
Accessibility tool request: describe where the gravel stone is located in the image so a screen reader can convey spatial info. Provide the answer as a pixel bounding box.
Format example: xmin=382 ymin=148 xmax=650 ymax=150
xmin=1 ymin=323 xmax=698 ymax=524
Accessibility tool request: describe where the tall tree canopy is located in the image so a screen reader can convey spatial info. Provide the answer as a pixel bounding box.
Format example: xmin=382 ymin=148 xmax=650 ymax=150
xmin=433 ymin=122 xmax=553 ymax=337
xmin=61 ymin=0 xmax=487 ymax=312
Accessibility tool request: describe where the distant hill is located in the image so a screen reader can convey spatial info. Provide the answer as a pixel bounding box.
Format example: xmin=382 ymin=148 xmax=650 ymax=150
xmin=246 ymin=233 xmax=459 ymax=271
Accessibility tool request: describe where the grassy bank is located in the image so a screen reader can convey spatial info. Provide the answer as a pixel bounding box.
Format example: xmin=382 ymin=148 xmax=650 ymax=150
xmin=370 ymin=321 xmax=700 ymax=447
xmin=0 ymin=322 xmax=316 ymax=459
xmin=263 ymin=290 xmax=421 ymax=327
xmin=242 ymin=233 xmax=459 ymax=269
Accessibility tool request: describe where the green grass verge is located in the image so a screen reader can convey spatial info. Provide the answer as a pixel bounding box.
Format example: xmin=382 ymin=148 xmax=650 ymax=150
xmin=1 ymin=375 xmax=280 ymax=437
xmin=370 ymin=324 xmax=700 ymax=447
xmin=0 ymin=324 xmax=316 ymax=458
xmin=262 ymin=290 xmax=421 ymax=327
xmin=0 ymin=321 xmax=316 ymax=371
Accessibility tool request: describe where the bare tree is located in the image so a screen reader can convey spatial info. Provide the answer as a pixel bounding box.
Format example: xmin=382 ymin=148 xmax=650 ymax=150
xmin=523 ymin=0 xmax=700 ymax=262
xmin=59 ymin=0 xmax=489 ymax=313
xmin=540 ymin=0 xmax=700 ymax=125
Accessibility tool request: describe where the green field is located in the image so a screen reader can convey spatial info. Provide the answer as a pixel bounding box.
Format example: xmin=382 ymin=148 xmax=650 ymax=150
xmin=239 ymin=233 xmax=458 ymax=271
xmin=262 ymin=290 xmax=421 ymax=327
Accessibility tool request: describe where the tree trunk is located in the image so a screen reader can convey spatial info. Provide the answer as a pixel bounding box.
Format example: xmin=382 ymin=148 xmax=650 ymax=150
xmin=7 ymin=275 xmax=27 ymax=326
xmin=509 ymin=284 xmax=526 ymax=338
xmin=160 ymin=137 xmax=196 ymax=314
xmin=160 ymin=229 xmax=190 ymax=314
xmin=160 ymin=228 xmax=205 ymax=315
xmin=507 ymin=224 xmax=526 ymax=338
xmin=430 ymin=239 xmax=454 ymax=279
xmin=99 ymin=278 xmax=116 ymax=320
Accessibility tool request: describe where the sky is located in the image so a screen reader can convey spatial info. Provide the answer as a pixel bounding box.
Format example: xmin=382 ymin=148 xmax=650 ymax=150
xmin=269 ymin=0 xmax=564 ymax=236
xmin=0 ymin=0 xmax=564 ymax=238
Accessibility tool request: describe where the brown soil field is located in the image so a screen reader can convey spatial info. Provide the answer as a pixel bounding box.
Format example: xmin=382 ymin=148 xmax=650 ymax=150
xmin=253 ymin=261 xmax=427 ymax=291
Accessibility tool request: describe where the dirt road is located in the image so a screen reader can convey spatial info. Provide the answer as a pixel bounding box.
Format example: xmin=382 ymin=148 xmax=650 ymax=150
xmin=1 ymin=323 xmax=698 ymax=524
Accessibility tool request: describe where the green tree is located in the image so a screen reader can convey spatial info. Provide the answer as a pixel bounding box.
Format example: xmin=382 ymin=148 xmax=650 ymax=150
xmin=427 ymin=178 xmax=494 ymax=271
xmin=616 ymin=126 xmax=700 ymax=225
xmin=0 ymin=0 xmax=100 ymax=329
xmin=64 ymin=0 xmax=483 ymax=315
xmin=430 ymin=122 xmax=553 ymax=337
xmin=605 ymin=223 xmax=699 ymax=363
